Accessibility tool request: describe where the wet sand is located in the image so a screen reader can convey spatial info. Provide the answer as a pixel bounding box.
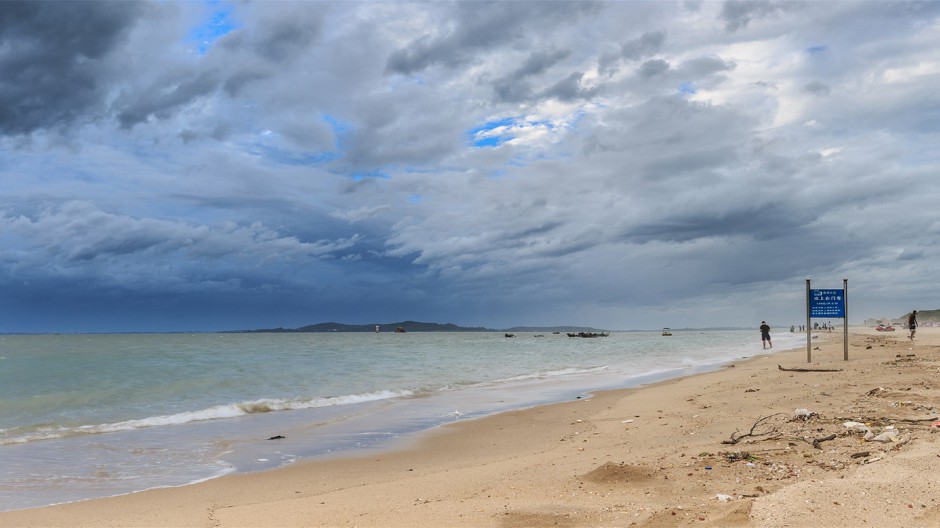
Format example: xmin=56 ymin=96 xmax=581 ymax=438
xmin=3 ymin=327 xmax=940 ymax=527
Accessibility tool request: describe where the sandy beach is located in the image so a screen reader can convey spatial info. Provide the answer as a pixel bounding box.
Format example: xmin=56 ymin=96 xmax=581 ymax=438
xmin=3 ymin=327 xmax=940 ymax=527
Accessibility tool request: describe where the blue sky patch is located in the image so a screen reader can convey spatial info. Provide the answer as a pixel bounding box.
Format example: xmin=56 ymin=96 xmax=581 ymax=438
xmin=678 ymin=82 xmax=697 ymax=95
xmin=468 ymin=117 xmax=517 ymax=148
xmin=352 ymin=170 xmax=391 ymax=181
xmin=323 ymin=113 xmax=353 ymax=152
xmin=188 ymin=1 xmax=240 ymax=55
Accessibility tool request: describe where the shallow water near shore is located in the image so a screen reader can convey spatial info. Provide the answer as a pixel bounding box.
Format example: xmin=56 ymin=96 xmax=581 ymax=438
xmin=0 ymin=330 xmax=804 ymax=511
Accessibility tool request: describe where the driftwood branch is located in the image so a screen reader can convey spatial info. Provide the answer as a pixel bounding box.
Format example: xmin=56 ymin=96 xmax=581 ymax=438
xmin=722 ymin=414 xmax=786 ymax=445
xmin=811 ymin=434 xmax=837 ymax=449
xmin=778 ymin=365 xmax=842 ymax=372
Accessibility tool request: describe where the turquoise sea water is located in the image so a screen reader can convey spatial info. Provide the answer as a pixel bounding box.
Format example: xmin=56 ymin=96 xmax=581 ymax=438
xmin=0 ymin=330 xmax=804 ymax=511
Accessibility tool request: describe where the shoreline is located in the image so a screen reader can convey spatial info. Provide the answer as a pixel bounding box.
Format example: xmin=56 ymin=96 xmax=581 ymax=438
xmin=1 ymin=330 xmax=796 ymax=513
xmin=3 ymin=328 xmax=939 ymax=527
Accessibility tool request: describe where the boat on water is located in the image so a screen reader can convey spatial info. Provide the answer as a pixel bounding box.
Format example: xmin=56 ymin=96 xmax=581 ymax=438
xmin=504 ymin=333 xmax=515 ymax=338
xmin=662 ymin=328 xmax=672 ymax=336
xmin=395 ymin=326 xmax=406 ymax=333
xmin=566 ymin=332 xmax=609 ymax=338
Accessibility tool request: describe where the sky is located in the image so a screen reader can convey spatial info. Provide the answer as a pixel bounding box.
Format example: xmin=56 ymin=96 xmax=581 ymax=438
xmin=1 ymin=1 xmax=938 ymax=333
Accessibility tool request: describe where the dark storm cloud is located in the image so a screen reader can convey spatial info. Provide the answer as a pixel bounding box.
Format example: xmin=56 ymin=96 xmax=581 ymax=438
xmin=720 ymin=0 xmax=789 ymax=32
xmin=678 ymin=56 xmax=735 ymax=78
xmin=493 ymin=49 xmax=572 ymax=102
xmin=117 ymin=70 xmax=220 ymax=129
xmin=621 ymin=31 xmax=667 ymax=61
xmin=2 ymin=1 xmax=939 ymax=332
xmin=216 ymin=9 xmax=323 ymax=63
xmin=803 ymin=81 xmax=830 ymax=96
xmin=0 ymin=1 xmax=143 ymax=134
xmin=514 ymin=49 xmax=573 ymax=79
xmin=385 ymin=1 xmax=597 ymax=75
xmin=599 ymin=31 xmax=667 ymax=75
xmin=541 ymin=72 xmax=596 ymax=102
xmin=623 ymin=203 xmax=808 ymax=244
xmin=638 ymin=59 xmax=671 ymax=78
xmin=1 ymin=201 xmax=358 ymax=269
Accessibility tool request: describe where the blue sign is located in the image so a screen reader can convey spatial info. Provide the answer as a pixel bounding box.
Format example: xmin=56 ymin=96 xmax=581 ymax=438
xmin=810 ymin=289 xmax=845 ymax=318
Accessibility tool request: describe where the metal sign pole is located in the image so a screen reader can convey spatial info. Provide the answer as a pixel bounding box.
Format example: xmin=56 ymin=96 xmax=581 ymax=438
xmin=843 ymin=278 xmax=848 ymax=361
xmin=806 ymin=278 xmax=812 ymax=363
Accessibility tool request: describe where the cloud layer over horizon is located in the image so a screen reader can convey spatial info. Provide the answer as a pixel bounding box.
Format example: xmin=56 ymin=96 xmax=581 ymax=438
xmin=2 ymin=1 xmax=938 ymax=332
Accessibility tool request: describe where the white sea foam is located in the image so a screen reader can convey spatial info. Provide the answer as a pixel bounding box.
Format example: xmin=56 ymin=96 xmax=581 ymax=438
xmin=493 ymin=365 xmax=609 ymax=383
xmin=1 ymin=389 xmax=413 ymax=445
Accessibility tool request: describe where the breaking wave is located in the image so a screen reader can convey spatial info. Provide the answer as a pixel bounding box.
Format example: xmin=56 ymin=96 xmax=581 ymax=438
xmin=0 ymin=389 xmax=413 ymax=446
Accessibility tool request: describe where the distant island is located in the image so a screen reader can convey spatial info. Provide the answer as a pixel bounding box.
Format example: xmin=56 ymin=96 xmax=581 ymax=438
xmin=237 ymin=309 xmax=940 ymax=334
xmin=240 ymin=321 xmax=611 ymax=333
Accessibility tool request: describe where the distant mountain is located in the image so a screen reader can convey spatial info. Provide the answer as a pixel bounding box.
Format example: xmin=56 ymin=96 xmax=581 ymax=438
xmin=241 ymin=321 xmax=615 ymax=333
xmin=863 ymin=309 xmax=939 ymax=327
xmin=245 ymin=321 xmax=493 ymax=333
xmin=910 ymin=309 xmax=940 ymax=323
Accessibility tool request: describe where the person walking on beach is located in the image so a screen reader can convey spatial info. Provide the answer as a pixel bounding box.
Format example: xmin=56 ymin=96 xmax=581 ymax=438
xmin=760 ymin=321 xmax=772 ymax=349
xmin=909 ymin=310 xmax=918 ymax=340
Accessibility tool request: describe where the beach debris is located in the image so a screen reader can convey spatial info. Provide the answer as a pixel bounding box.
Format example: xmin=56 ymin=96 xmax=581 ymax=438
xmin=720 ymin=451 xmax=757 ymax=462
xmin=778 ymin=365 xmax=842 ymax=372
xmin=851 ymin=451 xmax=871 ymax=459
xmin=722 ymin=413 xmax=784 ymax=445
xmin=811 ymin=433 xmax=837 ymax=449
xmin=792 ymin=408 xmax=818 ymax=421
xmin=866 ymin=430 xmax=899 ymax=443
xmin=843 ymin=421 xmax=871 ymax=434
xmin=836 ymin=415 xmax=938 ymax=426
xmin=267 ymin=435 xmax=285 ymax=440
xmin=715 ymin=493 xmax=733 ymax=503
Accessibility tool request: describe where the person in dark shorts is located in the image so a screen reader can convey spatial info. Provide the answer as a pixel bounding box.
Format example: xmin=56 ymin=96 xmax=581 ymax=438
xmin=909 ymin=310 xmax=918 ymax=340
xmin=760 ymin=321 xmax=772 ymax=349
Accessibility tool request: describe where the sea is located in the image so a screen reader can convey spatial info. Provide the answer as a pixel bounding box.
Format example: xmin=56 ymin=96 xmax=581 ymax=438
xmin=0 ymin=329 xmax=805 ymax=512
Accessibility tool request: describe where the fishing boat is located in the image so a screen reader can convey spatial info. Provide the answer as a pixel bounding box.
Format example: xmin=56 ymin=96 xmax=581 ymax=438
xmin=662 ymin=328 xmax=672 ymax=336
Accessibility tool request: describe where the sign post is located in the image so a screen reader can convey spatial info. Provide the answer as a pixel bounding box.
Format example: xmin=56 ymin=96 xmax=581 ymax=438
xmin=843 ymin=278 xmax=848 ymax=361
xmin=805 ymin=278 xmax=811 ymax=363
xmin=806 ymin=279 xmax=849 ymax=362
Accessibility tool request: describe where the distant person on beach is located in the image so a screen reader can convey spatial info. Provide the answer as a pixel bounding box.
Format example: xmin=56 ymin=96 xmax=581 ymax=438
xmin=909 ymin=310 xmax=917 ymax=340
xmin=760 ymin=321 xmax=772 ymax=349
